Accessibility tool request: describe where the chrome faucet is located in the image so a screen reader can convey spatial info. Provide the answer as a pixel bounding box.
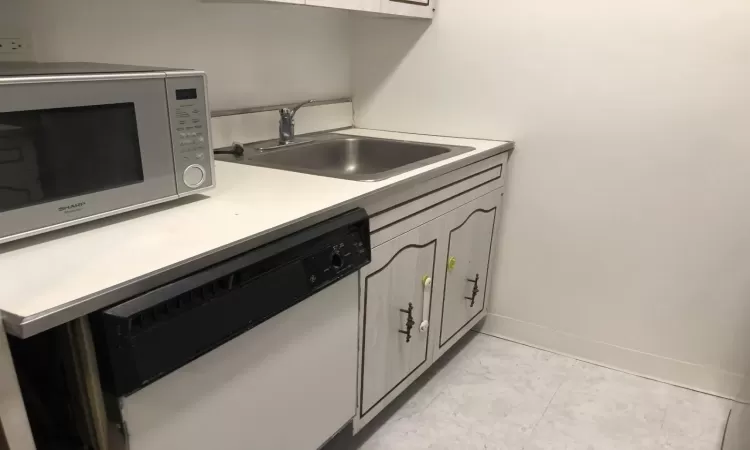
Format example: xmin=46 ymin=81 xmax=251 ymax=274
xmin=279 ymin=100 xmax=313 ymax=145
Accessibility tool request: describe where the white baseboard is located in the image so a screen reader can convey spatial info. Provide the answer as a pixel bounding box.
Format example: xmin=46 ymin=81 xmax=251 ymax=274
xmin=478 ymin=313 xmax=747 ymax=402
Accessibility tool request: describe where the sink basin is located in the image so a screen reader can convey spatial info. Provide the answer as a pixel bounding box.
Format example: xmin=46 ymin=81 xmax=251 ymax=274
xmin=218 ymin=134 xmax=475 ymax=181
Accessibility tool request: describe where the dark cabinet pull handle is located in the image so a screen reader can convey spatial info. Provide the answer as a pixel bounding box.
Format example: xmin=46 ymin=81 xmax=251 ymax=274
xmin=399 ymin=302 xmax=415 ymax=343
xmin=465 ymin=274 xmax=480 ymax=307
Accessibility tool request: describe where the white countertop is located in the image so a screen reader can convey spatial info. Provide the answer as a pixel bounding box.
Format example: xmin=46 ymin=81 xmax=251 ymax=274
xmin=0 ymin=129 xmax=510 ymax=336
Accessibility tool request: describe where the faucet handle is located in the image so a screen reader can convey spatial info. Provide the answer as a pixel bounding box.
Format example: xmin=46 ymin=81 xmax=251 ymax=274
xmin=280 ymin=100 xmax=314 ymax=119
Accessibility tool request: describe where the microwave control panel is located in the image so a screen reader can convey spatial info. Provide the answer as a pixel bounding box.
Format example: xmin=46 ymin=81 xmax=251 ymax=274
xmin=165 ymin=74 xmax=214 ymax=195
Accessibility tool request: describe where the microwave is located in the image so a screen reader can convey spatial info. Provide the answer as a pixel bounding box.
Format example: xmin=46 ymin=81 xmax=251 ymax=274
xmin=0 ymin=62 xmax=215 ymax=245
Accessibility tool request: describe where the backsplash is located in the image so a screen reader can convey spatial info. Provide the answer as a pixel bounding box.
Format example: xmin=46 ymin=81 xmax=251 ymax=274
xmin=23 ymin=0 xmax=352 ymax=110
xmin=210 ymin=100 xmax=353 ymax=149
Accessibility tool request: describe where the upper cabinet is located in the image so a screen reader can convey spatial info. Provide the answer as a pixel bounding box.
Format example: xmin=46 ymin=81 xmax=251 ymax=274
xmin=205 ymin=0 xmax=434 ymax=19
xmin=306 ymin=0 xmax=380 ymax=13
xmin=380 ymin=0 xmax=434 ymax=19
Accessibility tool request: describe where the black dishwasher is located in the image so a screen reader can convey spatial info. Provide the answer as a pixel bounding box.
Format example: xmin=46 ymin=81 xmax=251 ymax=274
xmin=91 ymin=208 xmax=370 ymax=398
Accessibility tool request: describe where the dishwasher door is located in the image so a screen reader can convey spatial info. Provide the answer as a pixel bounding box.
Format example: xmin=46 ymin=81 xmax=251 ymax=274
xmin=90 ymin=209 xmax=370 ymax=450
xmin=120 ymin=273 xmax=358 ymax=450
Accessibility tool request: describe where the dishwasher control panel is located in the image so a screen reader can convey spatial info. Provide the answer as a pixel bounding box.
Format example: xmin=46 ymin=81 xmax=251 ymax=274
xmin=91 ymin=209 xmax=370 ymax=397
xmin=303 ymin=226 xmax=369 ymax=288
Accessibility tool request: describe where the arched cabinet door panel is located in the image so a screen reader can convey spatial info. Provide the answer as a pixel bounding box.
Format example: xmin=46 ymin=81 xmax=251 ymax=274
xmin=357 ymin=218 xmax=442 ymax=430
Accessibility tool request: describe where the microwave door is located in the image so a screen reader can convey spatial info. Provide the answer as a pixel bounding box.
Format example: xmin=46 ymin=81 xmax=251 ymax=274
xmin=0 ymin=125 xmax=44 ymax=212
xmin=0 ymin=76 xmax=179 ymax=244
xmin=0 ymin=104 xmax=146 ymax=214
xmin=35 ymin=104 xmax=146 ymax=202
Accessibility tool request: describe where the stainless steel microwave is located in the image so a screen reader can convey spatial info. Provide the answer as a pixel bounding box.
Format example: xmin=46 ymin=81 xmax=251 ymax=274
xmin=0 ymin=62 xmax=214 ymax=244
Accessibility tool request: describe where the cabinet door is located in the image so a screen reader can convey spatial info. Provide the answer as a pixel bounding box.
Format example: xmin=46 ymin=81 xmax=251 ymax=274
xmin=306 ymin=0 xmax=380 ymax=12
xmin=357 ymin=219 xmax=442 ymax=430
xmin=380 ymin=0 xmax=434 ymax=18
xmin=437 ymin=192 xmax=500 ymax=354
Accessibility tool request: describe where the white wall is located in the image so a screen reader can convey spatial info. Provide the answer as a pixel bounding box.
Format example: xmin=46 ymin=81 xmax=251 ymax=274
xmin=0 ymin=1 xmax=33 ymax=61
xmin=26 ymin=0 xmax=352 ymax=111
xmin=353 ymin=0 xmax=750 ymax=398
xmin=0 ymin=2 xmax=27 ymax=35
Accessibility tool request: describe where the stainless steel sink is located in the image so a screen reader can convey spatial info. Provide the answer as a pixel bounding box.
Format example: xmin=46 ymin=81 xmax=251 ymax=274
xmin=215 ymin=134 xmax=475 ymax=181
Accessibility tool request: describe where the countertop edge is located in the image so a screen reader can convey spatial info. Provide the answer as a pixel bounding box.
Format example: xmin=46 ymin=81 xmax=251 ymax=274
xmin=3 ymin=140 xmax=514 ymax=338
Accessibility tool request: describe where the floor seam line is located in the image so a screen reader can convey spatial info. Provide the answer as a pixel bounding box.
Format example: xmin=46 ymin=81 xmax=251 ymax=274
xmin=521 ymin=374 xmax=567 ymax=450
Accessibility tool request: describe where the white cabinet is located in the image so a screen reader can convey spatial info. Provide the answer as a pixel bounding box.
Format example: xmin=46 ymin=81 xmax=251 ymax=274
xmin=380 ymin=0 xmax=434 ymax=19
xmin=306 ymin=0 xmax=380 ymax=12
xmin=204 ymin=0 xmax=432 ymax=18
xmin=208 ymin=0 xmax=304 ymax=3
xmin=358 ymin=219 xmax=441 ymax=423
xmin=434 ymin=196 xmax=498 ymax=359
xmin=356 ymin=161 xmax=506 ymax=432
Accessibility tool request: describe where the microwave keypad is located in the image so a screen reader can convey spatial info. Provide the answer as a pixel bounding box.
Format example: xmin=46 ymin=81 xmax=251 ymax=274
xmin=175 ymin=107 xmax=208 ymax=162
xmin=178 ymin=131 xmax=205 ymax=147
xmin=166 ymin=75 xmax=212 ymax=194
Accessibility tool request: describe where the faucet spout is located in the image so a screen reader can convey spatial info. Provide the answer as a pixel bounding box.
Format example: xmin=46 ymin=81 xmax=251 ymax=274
xmin=279 ymin=100 xmax=314 ymax=145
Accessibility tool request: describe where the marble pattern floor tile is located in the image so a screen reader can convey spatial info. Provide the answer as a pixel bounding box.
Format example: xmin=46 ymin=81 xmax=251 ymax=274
xmin=357 ymin=332 xmax=732 ymax=450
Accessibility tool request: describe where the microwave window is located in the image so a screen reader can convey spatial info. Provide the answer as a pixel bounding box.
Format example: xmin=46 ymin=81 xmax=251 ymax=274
xmin=0 ymin=103 xmax=144 ymax=213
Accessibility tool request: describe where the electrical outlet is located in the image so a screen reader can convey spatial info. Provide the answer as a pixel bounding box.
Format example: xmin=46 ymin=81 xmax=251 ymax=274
xmin=0 ymin=38 xmax=26 ymax=54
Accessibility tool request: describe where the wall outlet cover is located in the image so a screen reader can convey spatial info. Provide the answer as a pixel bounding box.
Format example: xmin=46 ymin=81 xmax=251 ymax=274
xmin=0 ymin=38 xmax=26 ymax=53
